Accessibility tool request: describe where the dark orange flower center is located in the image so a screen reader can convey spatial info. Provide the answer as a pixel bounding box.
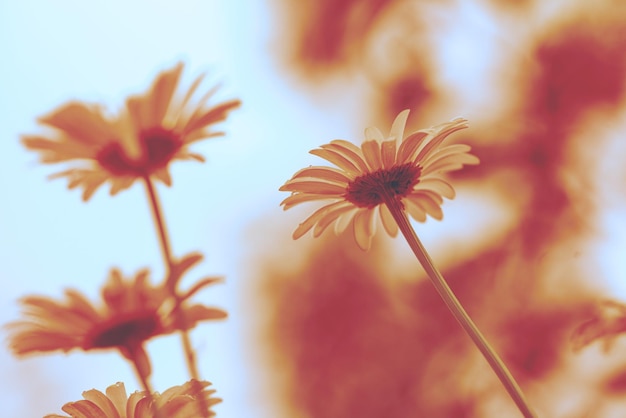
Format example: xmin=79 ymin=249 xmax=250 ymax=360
xmin=344 ymin=163 xmax=421 ymax=208
xmin=96 ymin=128 xmax=182 ymax=176
xmin=87 ymin=312 xmax=160 ymax=350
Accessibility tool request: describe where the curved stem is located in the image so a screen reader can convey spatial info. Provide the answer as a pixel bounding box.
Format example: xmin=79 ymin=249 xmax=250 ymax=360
xmin=384 ymin=198 xmax=537 ymax=418
xmin=142 ymin=176 xmax=210 ymax=418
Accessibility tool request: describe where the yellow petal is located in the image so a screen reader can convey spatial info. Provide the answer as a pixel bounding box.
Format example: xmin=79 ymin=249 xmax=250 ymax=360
xmin=83 ymin=389 xmax=120 ymax=418
xmin=352 ymin=209 xmax=376 ymax=250
xmin=81 ymin=174 xmax=108 ymax=202
xmin=132 ymin=397 xmax=154 ymax=418
xmin=388 ymin=109 xmax=410 ymax=141
xmin=310 ymin=148 xmax=360 ymax=174
xmin=313 ymin=202 xmax=354 ymax=237
xmin=177 ymin=71 xmax=206 ymax=111
xmin=414 ymin=178 xmax=456 ymax=199
xmin=153 ymin=169 xmax=173 ymax=187
xmin=415 ymin=189 xmax=444 ymax=205
xmin=290 ymin=166 xmax=353 ymax=183
xmin=184 ymin=99 xmax=242 ymax=135
xmin=21 ymin=135 xmax=97 ymax=161
xmin=421 ymin=144 xmax=473 ymax=167
xmin=404 ymin=198 xmax=427 ymax=222
xmin=280 ymin=193 xmax=337 ymax=210
xmin=323 ymin=141 xmax=370 ymax=173
xmin=329 ymin=139 xmax=365 ymax=159
xmin=413 ymin=119 xmax=469 ymax=163
xmin=408 ymin=193 xmax=443 ymax=220
xmin=183 ymin=305 xmax=228 ymax=323
xmin=397 ymin=131 xmax=428 ymax=164
xmin=149 ymin=63 xmax=183 ymax=126
xmin=104 ymin=383 xmax=128 ymax=418
xmin=364 ymin=126 xmax=384 ymax=141
xmin=38 ymin=102 xmax=114 ymax=145
xmin=62 ymin=400 xmax=108 ymax=418
xmin=183 ymin=83 xmax=221 ymax=128
xmin=109 ymin=176 xmax=135 ymax=196
xmin=126 ymin=392 xmax=144 ymax=418
xmin=334 ymin=209 xmax=357 ymax=234
xmin=279 ymin=179 xmax=346 ymax=195
xmin=421 ymin=153 xmax=479 ymax=176
xmin=380 ymin=139 xmax=397 ymax=169
xmin=379 ymin=204 xmax=399 ymax=237
xmin=293 ymin=201 xmax=346 ymax=239
xmin=361 ymin=140 xmax=382 ymax=171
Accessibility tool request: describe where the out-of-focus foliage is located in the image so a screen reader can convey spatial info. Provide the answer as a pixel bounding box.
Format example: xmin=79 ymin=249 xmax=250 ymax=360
xmin=253 ymin=0 xmax=626 ymax=417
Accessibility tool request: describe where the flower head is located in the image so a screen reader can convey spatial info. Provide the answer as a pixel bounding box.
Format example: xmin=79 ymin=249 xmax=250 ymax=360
xmin=279 ymin=110 xmax=479 ymax=250
xmin=6 ymin=253 xmax=226 ymax=372
xmin=22 ymin=62 xmax=241 ymax=200
xmin=44 ymin=380 xmax=221 ymax=418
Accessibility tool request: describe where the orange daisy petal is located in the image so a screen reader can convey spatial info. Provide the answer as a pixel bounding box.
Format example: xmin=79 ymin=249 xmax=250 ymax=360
xmin=290 ymin=166 xmax=354 ymax=183
xmin=364 ymin=126 xmax=384 ymax=141
xmin=414 ymin=178 xmax=456 ymax=199
xmin=380 ymin=139 xmax=397 ymax=169
xmin=352 ymin=208 xmax=376 ymax=250
xmin=309 ymin=148 xmax=361 ymax=174
xmin=280 ymin=193 xmax=338 ymax=210
xmin=397 ymin=130 xmax=429 ymax=164
xmin=293 ymin=201 xmax=348 ymax=239
xmin=324 ymin=141 xmax=370 ymax=173
xmin=421 ymin=153 xmax=480 ymax=176
xmin=379 ymin=203 xmax=399 ymax=237
xmin=38 ymin=102 xmax=115 ymax=146
xmin=149 ymin=62 xmax=184 ymax=126
xmin=279 ymin=179 xmax=346 ymax=195
xmin=313 ymin=201 xmax=355 ymax=237
xmin=388 ymin=109 xmax=410 ymax=141
xmin=361 ymin=139 xmax=382 ymax=171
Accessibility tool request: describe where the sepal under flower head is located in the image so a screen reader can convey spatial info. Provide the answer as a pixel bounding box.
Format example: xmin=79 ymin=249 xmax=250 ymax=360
xmin=44 ymin=380 xmax=221 ymax=418
xmin=280 ymin=109 xmax=479 ymax=250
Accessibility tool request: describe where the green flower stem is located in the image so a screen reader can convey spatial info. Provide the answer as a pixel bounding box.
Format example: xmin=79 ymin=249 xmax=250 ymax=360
xmin=142 ymin=176 xmax=210 ymax=418
xmin=383 ymin=197 xmax=537 ymax=418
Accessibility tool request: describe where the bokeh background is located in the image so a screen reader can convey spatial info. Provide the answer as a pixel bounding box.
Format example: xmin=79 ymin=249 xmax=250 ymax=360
xmin=2 ymin=0 xmax=626 ymax=417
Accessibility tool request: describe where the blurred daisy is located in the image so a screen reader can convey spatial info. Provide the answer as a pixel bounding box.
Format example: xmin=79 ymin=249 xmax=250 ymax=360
xmin=45 ymin=380 xmax=220 ymax=418
xmin=22 ymin=62 xmax=241 ymax=201
xmin=6 ymin=253 xmax=226 ymax=376
xmin=280 ymin=109 xmax=479 ymax=250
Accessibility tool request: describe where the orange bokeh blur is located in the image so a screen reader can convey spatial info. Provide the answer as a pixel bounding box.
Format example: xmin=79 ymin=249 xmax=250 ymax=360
xmin=254 ymin=1 xmax=626 ymax=417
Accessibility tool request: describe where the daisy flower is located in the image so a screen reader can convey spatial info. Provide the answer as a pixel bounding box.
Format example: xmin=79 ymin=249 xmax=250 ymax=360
xmin=22 ymin=62 xmax=241 ymax=201
xmin=279 ymin=109 xmax=479 ymax=250
xmin=279 ymin=111 xmax=538 ymax=417
xmin=6 ymin=253 xmax=226 ymax=376
xmin=44 ymin=380 xmax=221 ymax=418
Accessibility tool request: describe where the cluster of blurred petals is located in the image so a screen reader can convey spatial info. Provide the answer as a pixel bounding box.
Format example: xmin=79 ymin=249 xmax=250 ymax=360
xmin=45 ymin=380 xmax=220 ymax=418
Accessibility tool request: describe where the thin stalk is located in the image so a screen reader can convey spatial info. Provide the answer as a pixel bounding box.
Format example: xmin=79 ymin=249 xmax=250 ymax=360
xmin=128 ymin=346 xmax=164 ymax=418
xmin=142 ymin=176 xmax=210 ymax=418
xmin=383 ymin=197 xmax=537 ymax=418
